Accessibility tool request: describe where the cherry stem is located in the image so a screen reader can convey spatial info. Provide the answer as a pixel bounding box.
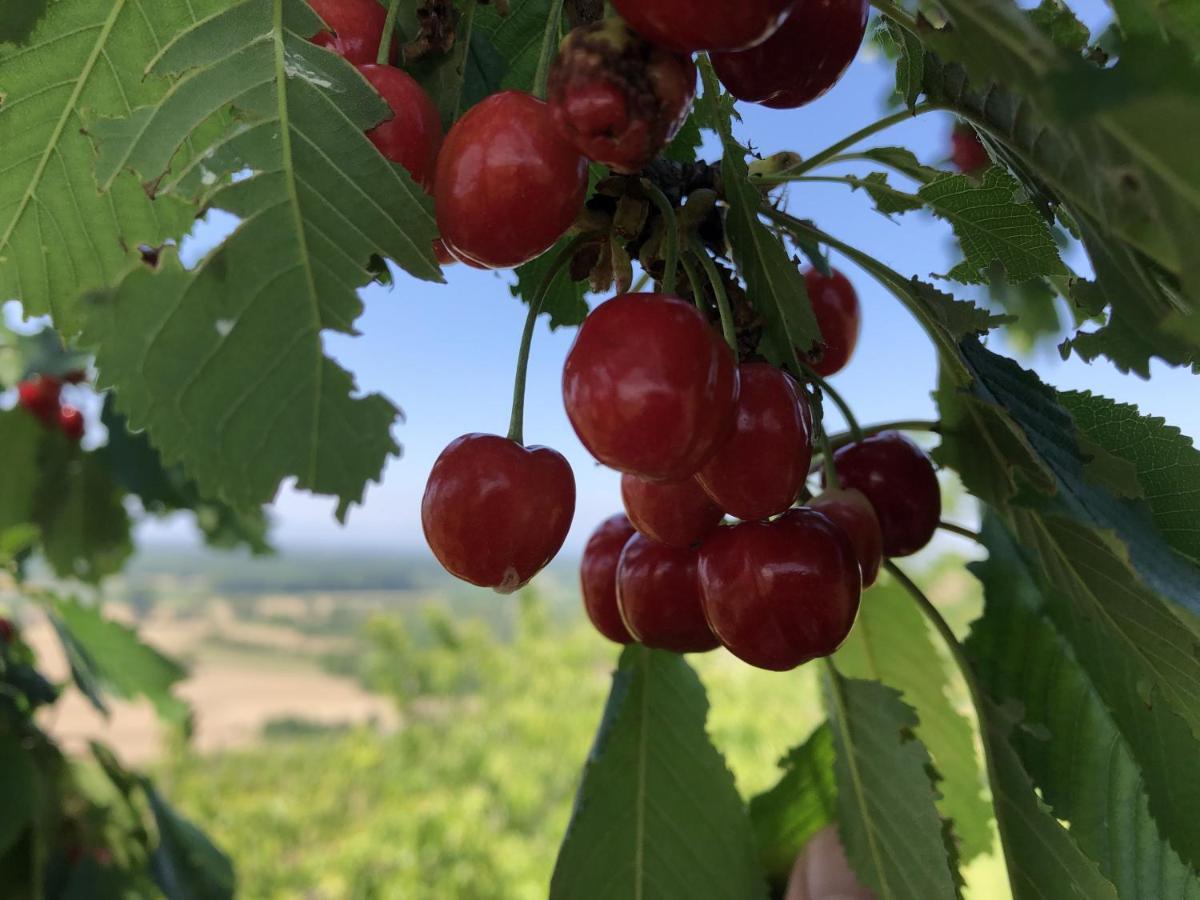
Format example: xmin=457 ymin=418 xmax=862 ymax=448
xmin=829 ymin=419 xmax=940 ymax=449
xmin=507 ymin=234 xmax=590 ymax=445
xmin=940 ymin=521 xmax=983 ymax=544
xmin=679 ymin=256 xmax=706 ymax=314
xmin=533 ymin=0 xmax=567 ymax=99
xmin=798 ymin=362 xmax=863 ymax=443
xmin=378 ymin=0 xmax=402 ymax=65
xmin=818 ymin=421 xmax=841 ymax=490
xmin=631 ymin=269 xmax=652 ymax=293
xmin=691 ymin=239 xmax=738 ymax=358
xmin=642 ymin=180 xmax=680 ymax=296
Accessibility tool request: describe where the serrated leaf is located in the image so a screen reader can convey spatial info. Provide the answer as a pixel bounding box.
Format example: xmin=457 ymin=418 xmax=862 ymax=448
xmin=512 ymin=238 xmax=589 ymax=329
xmin=855 ymin=172 xmax=925 ymax=216
xmin=551 ymin=646 xmax=767 ymax=900
xmin=822 ymin=672 xmax=960 ymax=900
xmin=0 ymin=732 xmax=38 ymax=857
xmin=143 ymin=780 xmax=236 ymax=900
xmin=664 ymin=113 xmax=703 ymax=165
xmin=887 ymin=18 xmax=925 ymax=111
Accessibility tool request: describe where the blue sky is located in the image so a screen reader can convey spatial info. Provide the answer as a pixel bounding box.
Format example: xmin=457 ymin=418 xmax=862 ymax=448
xmin=139 ymin=0 xmax=1198 ymax=555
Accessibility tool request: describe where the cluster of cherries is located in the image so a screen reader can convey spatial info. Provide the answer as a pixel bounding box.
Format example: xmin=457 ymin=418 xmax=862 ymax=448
xmin=16 ymin=373 xmax=85 ymax=441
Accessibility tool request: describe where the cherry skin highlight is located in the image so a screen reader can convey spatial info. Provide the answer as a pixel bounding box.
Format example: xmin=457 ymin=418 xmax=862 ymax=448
xmin=612 ymin=0 xmax=797 ymax=54
xmin=829 ymin=431 xmax=941 ymax=558
xmin=434 ymin=91 xmax=588 ymax=269
xmin=696 ymin=363 xmax=812 ymax=522
xmin=621 ymin=474 xmax=723 ymax=548
xmin=581 ymin=514 xmax=637 ymax=644
xmin=422 ymin=434 xmax=576 ymax=593
xmin=810 ymin=487 xmax=883 ymax=587
xmin=358 ymin=65 xmax=443 ymax=188
xmin=309 ymin=0 xmax=394 ymax=65
xmin=617 ymin=534 xmax=719 ymax=654
xmin=698 ymin=509 xmax=861 ymax=671
xmin=952 ymin=123 xmax=990 ymax=174
xmin=804 ymin=268 xmax=861 ymax=377
xmin=711 ymin=0 xmax=869 ymax=109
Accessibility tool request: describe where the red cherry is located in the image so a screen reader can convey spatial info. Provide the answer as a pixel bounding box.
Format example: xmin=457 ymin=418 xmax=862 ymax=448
xmin=804 ymin=268 xmax=861 ymax=377
xmin=711 ymin=0 xmax=869 ymax=109
xmin=421 ymin=434 xmax=576 ymax=593
xmin=17 ymin=376 xmax=61 ymax=424
xmin=952 ymin=123 xmax=990 ymax=174
xmin=433 ymin=238 xmax=457 ymax=266
xmin=309 ymin=0 xmax=394 ymax=65
xmin=617 ymin=534 xmax=719 ymax=653
xmin=358 ymin=65 xmax=443 ymax=188
xmin=58 ymin=405 xmax=84 ymax=442
xmin=829 ymin=431 xmax=941 ymax=557
xmin=0 ymin=618 xmax=13 ymax=643
xmin=612 ymin=0 xmax=797 ymax=53
xmin=621 ymin=474 xmax=723 ymax=548
xmin=698 ymin=509 xmax=861 ymax=671
xmin=809 ymin=487 xmax=883 ymax=587
xmin=434 ymin=91 xmax=588 ymax=269
xmin=696 ymin=363 xmax=812 ymax=522
xmin=581 ymin=514 xmax=637 ymax=644
xmin=563 ymin=293 xmax=739 ymax=481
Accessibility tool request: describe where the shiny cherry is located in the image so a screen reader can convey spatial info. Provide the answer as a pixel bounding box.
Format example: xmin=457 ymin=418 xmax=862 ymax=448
xmin=810 ymin=487 xmax=883 ymax=587
xmin=358 ymin=65 xmax=443 ymax=188
xmin=433 ymin=239 xmax=456 ymax=266
xmin=309 ymin=0 xmax=394 ymax=65
xmin=422 ymin=434 xmax=576 ymax=593
xmin=58 ymin=405 xmax=84 ymax=442
xmin=698 ymin=509 xmax=861 ymax=671
xmin=612 ymin=0 xmax=797 ymax=53
xmin=952 ymin=123 xmax=990 ymax=174
xmin=617 ymin=534 xmax=719 ymax=653
xmin=829 ymin=431 xmax=941 ymax=557
xmin=17 ymin=375 xmax=61 ymax=424
xmin=711 ymin=0 xmax=869 ymax=109
xmin=621 ymin=474 xmax=723 ymax=548
xmin=696 ymin=363 xmax=812 ymax=522
xmin=434 ymin=91 xmax=588 ymax=269
xmin=804 ymin=268 xmax=861 ymax=377
xmin=563 ymin=293 xmax=739 ymax=481
xmin=581 ymin=514 xmax=638 ymax=644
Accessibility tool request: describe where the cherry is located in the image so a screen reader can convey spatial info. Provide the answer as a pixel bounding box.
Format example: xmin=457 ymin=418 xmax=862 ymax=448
xmin=358 ymin=65 xmax=443 ymax=188
xmin=548 ymin=20 xmax=696 ymax=174
xmin=612 ymin=0 xmax=797 ymax=54
xmin=696 ymin=363 xmax=812 ymax=522
xmin=952 ymin=123 xmax=990 ymax=174
xmin=433 ymin=239 xmax=456 ymax=266
xmin=809 ymin=487 xmax=883 ymax=587
xmin=581 ymin=514 xmax=637 ymax=644
xmin=804 ymin=268 xmax=861 ymax=377
xmin=0 ymin=618 xmax=13 ymax=643
xmin=434 ymin=91 xmax=588 ymax=269
xmin=421 ymin=434 xmax=576 ymax=593
xmin=17 ymin=375 xmax=61 ymax=424
xmin=563 ymin=293 xmax=739 ymax=481
xmin=711 ymin=0 xmax=869 ymax=109
xmin=698 ymin=509 xmax=861 ymax=671
xmin=621 ymin=473 xmax=723 ymax=548
xmin=58 ymin=405 xmax=84 ymax=442
xmin=829 ymin=431 xmax=941 ymax=558
xmin=309 ymin=0 xmax=394 ymax=66
xmin=617 ymin=534 xmax=719 ymax=653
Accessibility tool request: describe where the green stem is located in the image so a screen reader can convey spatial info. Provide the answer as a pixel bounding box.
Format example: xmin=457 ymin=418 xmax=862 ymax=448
xmin=817 ymin=419 xmax=841 ymax=490
xmin=829 ymin=419 xmax=940 ymax=449
xmin=690 ymin=240 xmax=738 ymax=356
xmin=631 ymin=270 xmax=652 ymax=294
xmin=532 ymin=0 xmax=567 ymax=100
xmin=642 ymin=180 xmax=680 ymax=296
xmin=799 ymin=363 xmax=863 ymax=442
xmin=377 ymin=0 xmax=402 ymax=65
xmin=679 ymin=255 xmax=706 ymax=314
xmin=507 ymin=235 xmax=589 ymax=444
xmin=940 ymin=521 xmax=983 ymax=544
xmin=869 ymin=0 xmax=920 ymax=32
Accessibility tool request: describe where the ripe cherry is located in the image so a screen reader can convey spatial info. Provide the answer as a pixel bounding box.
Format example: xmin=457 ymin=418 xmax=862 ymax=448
xmin=309 ymin=0 xmax=394 ymax=66
xmin=17 ymin=375 xmax=61 ymax=424
xmin=617 ymin=534 xmax=719 ymax=653
xmin=612 ymin=0 xmax=797 ymax=53
xmin=699 ymin=509 xmax=861 ymax=671
xmin=358 ymin=65 xmax=443 ymax=188
xmin=421 ymin=434 xmax=576 ymax=593
xmin=952 ymin=123 xmax=990 ymax=174
xmin=434 ymin=91 xmax=588 ymax=269
xmin=804 ymin=268 xmax=861 ymax=377
xmin=711 ymin=0 xmax=869 ymax=109
xmin=563 ymin=293 xmax=739 ymax=481
xmin=581 ymin=514 xmax=637 ymax=644
xmin=696 ymin=363 xmax=812 ymax=522
xmin=829 ymin=431 xmax=941 ymax=558
xmin=58 ymin=405 xmax=84 ymax=442
xmin=621 ymin=474 xmax=723 ymax=548
xmin=548 ymin=20 xmax=696 ymax=174
xmin=433 ymin=239 xmax=456 ymax=266
xmin=809 ymin=487 xmax=883 ymax=587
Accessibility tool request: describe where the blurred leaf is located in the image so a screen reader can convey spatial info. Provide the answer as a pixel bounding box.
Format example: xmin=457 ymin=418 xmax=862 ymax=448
xmin=143 ymin=780 xmax=236 ymax=900
xmin=0 ymin=0 xmax=48 ymax=44
xmin=1027 ymin=0 xmax=1090 ymax=52
xmin=664 ymin=114 xmax=703 ymax=165
xmin=1109 ymin=0 xmax=1200 ymax=56
xmin=854 ymin=147 xmax=942 ymax=184
xmin=476 ymin=0 xmax=559 ymax=93
xmin=512 ymin=239 xmax=589 ymax=329
xmin=0 ymin=732 xmax=37 ymax=856
xmin=887 ymin=17 xmax=925 ymax=111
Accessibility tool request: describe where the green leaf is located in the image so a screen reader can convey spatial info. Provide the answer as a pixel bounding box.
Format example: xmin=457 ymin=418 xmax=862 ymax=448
xmin=1027 ymin=0 xmax=1091 ymax=53
xmin=0 ymin=731 xmax=38 ymax=857
xmin=834 ymin=579 xmax=992 ymax=864
xmin=822 ymin=672 xmax=960 ymax=900
xmin=0 ymin=0 xmax=49 ymax=45
xmin=476 ymin=0 xmax=559 ymax=94
xmin=511 ymin=238 xmax=588 ymax=329
xmin=855 ymin=147 xmax=943 ymax=185
xmin=748 ymin=724 xmax=836 ymax=886
xmin=664 ymin=114 xmax=703 ymax=165
xmin=887 ymin=17 xmax=925 ymax=111
xmin=855 ymin=172 xmax=925 ymax=216
xmin=551 ymin=646 xmax=767 ymax=900
xmin=1110 ymin=0 xmax=1200 ymax=57
xmin=143 ymin=779 xmax=236 ymax=900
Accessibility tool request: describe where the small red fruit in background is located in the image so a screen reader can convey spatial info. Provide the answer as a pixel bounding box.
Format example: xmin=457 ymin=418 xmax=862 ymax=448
xmin=548 ymin=20 xmax=696 ymax=174
xmin=421 ymin=434 xmax=576 ymax=593
xmin=58 ymin=406 xmax=84 ymax=442
xmin=17 ymin=375 xmax=61 ymax=424
xmin=434 ymin=91 xmax=588 ymax=269
xmin=830 ymin=431 xmax=941 ymax=557
xmin=309 ymin=0 xmax=394 ymax=65
xmin=711 ymin=0 xmax=869 ymax=109
xmin=358 ymin=65 xmax=443 ymax=188
xmin=612 ymin=0 xmax=797 ymax=54
xmin=804 ymin=268 xmax=861 ymax=377
xmin=621 ymin=474 xmax=723 ymax=548
xmin=952 ymin=123 xmax=990 ymax=174
xmin=581 ymin=514 xmax=637 ymax=644
xmin=699 ymin=509 xmax=861 ymax=671
xmin=810 ymin=487 xmax=883 ymax=587
xmin=617 ymin=534 xmax=719 ymax=654
xmin=0 ymin=618 xmax=14 ymax=643
xmin=563 ymin=293 xmax=739 ymax=481
xmin=696 ymin=363 xmax=812 ymax=522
